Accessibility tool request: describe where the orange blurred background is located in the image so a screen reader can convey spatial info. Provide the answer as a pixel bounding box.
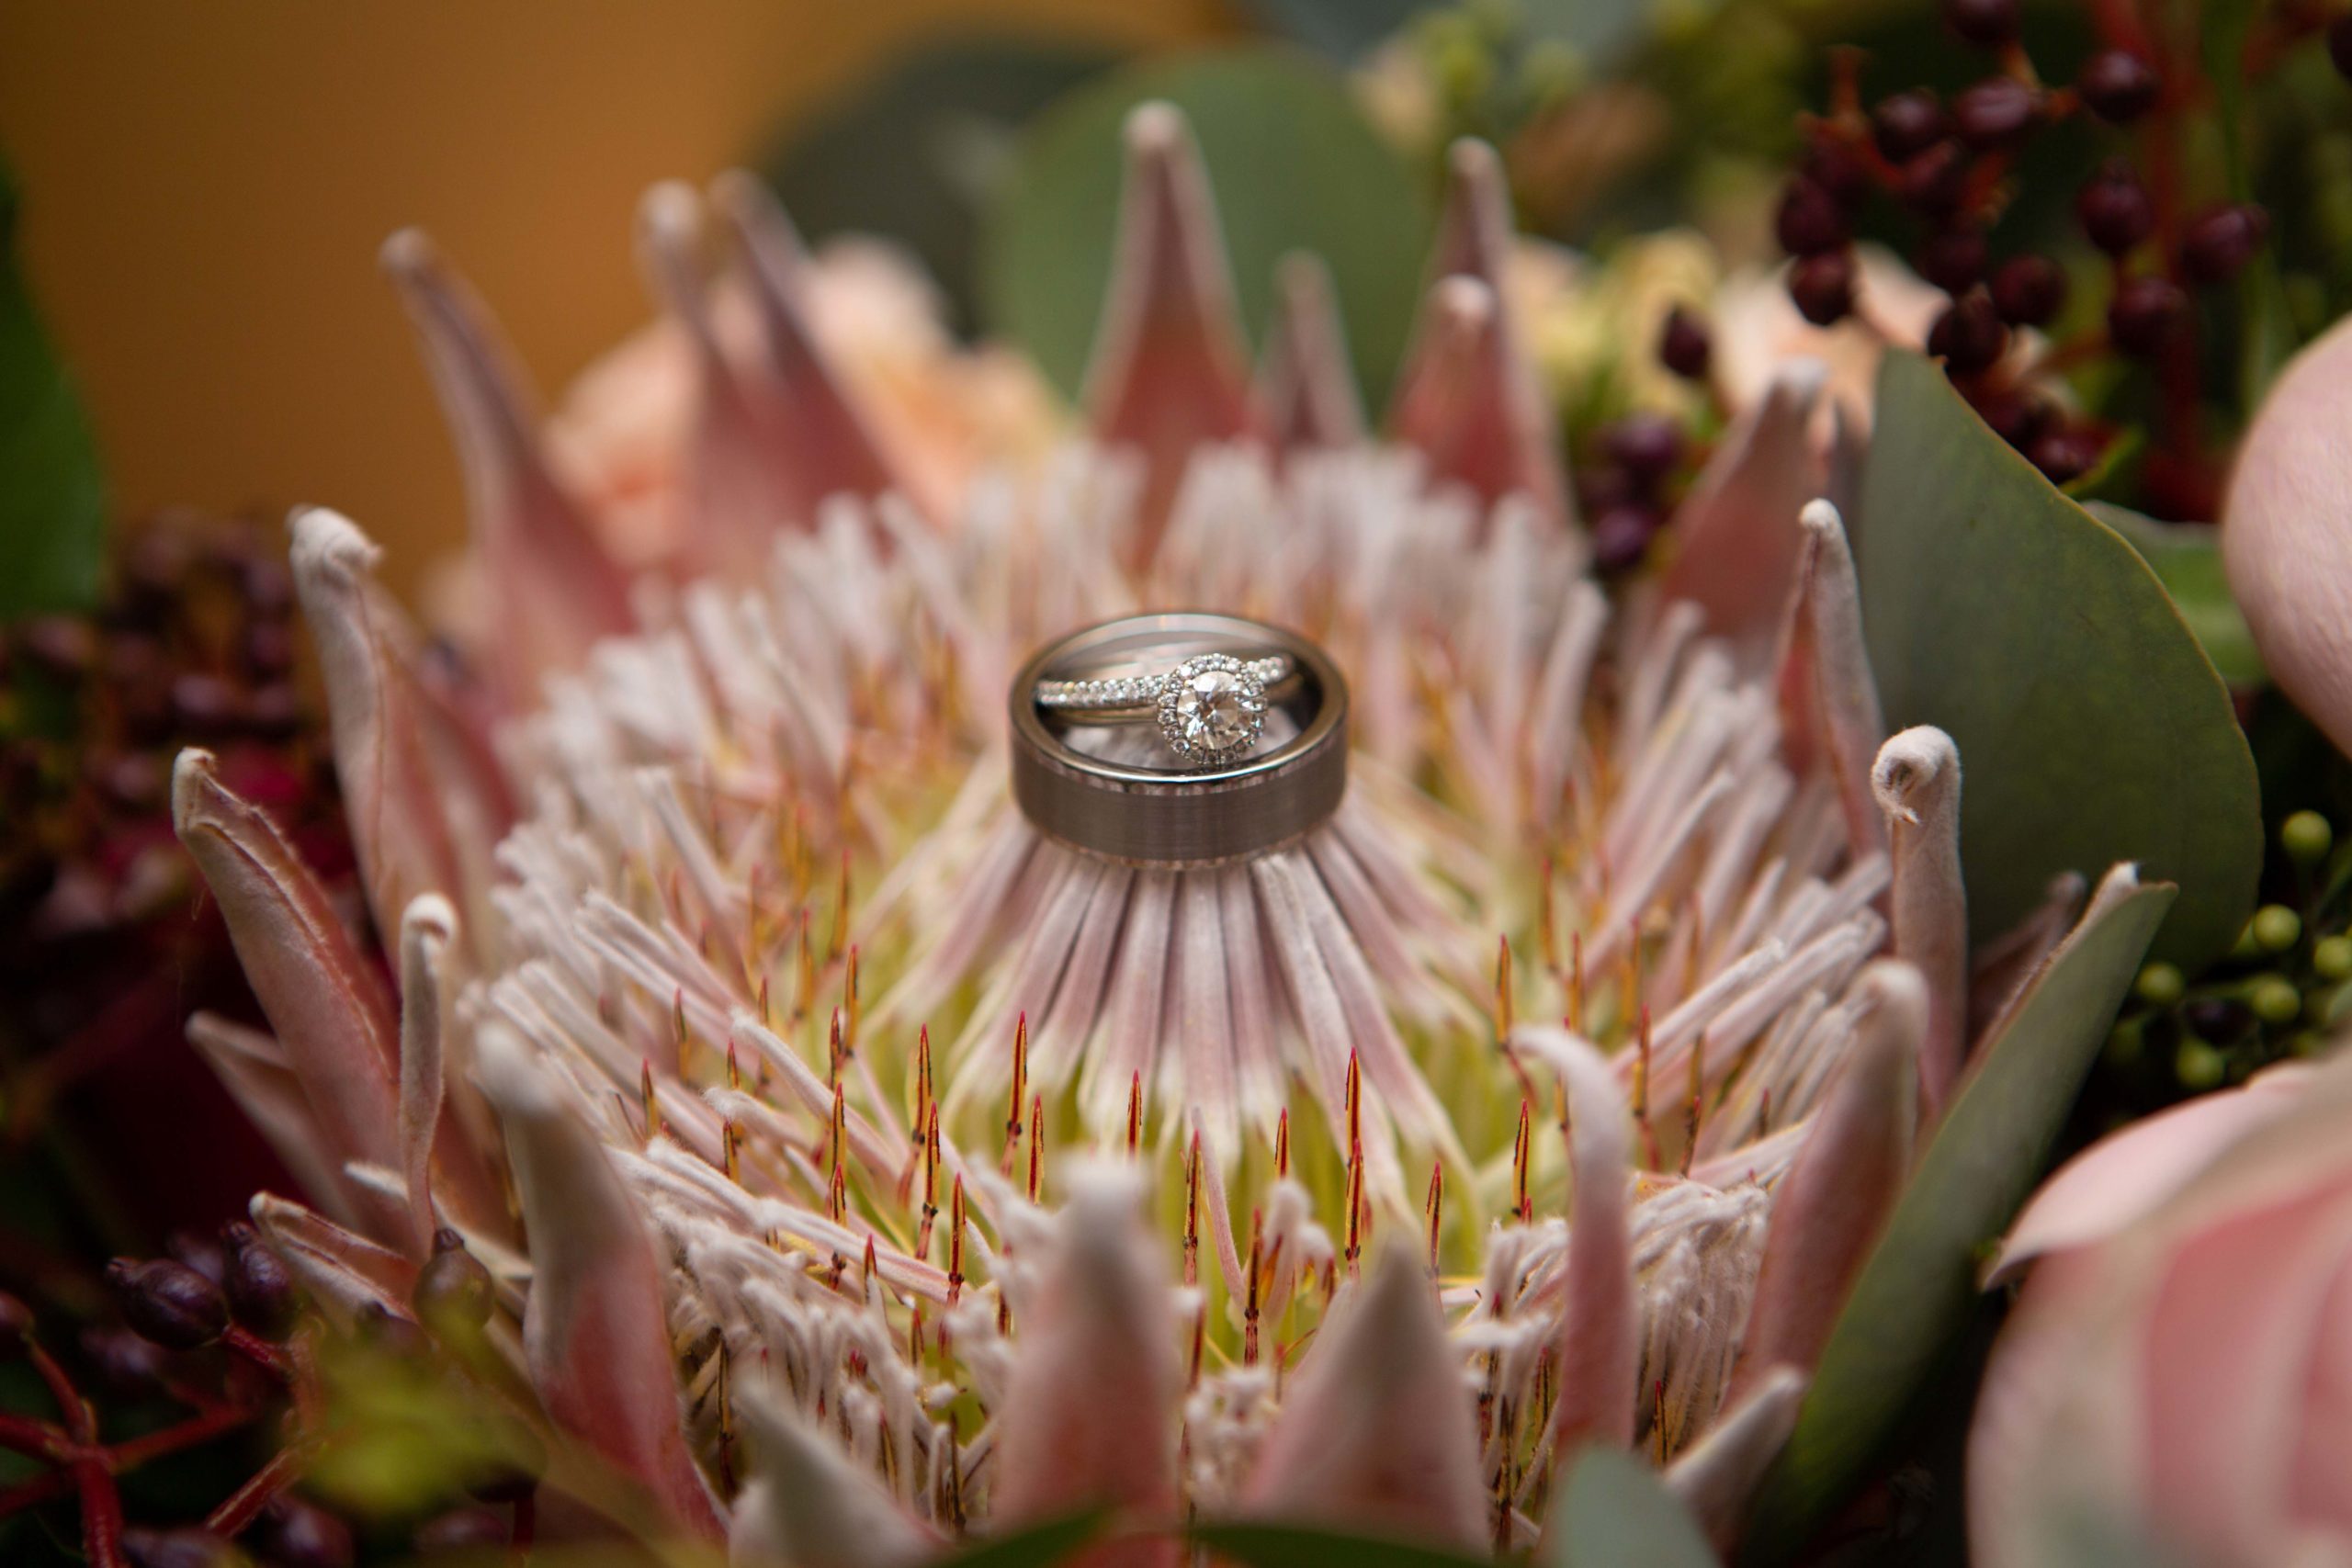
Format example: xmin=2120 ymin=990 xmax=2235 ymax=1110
xmin=0 ymin=2 xmax=1231 ymax=597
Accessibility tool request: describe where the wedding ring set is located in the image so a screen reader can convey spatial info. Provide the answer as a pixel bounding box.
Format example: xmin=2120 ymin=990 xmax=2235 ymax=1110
xmin=1011 ymin=613 xmax=1347 ymax=867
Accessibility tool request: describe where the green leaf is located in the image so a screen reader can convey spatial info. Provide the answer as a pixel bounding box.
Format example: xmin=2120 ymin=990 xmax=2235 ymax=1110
xmin=1738 ymin=875 xmax=2177 ymax=1564
xmin=933 ymin=1509 xmax=1112 ymax=1568
xmin=0 ymin=154 xmax=107 ymax=621
xmin=2088 ymin=503 xmax=2265 ymax=687
xmin=1857 ymin=350 xmax=2258 ymax=966
xmin=978 ymin=47 xmax=1434 ymax=410
xmin=1192 ymin=1521 xmax=1493 ymax=1568
xmin=762 ymin=40 xmax=1114 ymax=335
xmin=1238 ymin=0 xmax=1429 ymax=62
xmin=1548 ymin=1447 xmax=1717 ymax=1568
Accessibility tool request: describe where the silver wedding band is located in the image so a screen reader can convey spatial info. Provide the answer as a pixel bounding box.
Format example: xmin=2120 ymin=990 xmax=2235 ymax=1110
xmin=1010 ymin=613 xmax=1348 ymax=867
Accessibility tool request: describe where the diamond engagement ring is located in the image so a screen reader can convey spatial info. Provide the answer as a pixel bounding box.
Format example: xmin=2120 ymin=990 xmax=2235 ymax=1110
xmin=1035 ymin=652 xmax=1296 ymax=764
xmin=1010 ymin=614 xmax=1348 ymax=866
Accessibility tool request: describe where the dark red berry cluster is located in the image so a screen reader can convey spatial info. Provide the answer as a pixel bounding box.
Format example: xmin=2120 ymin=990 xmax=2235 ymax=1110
xmin=1774 ymin=0 xmax=2277 ymax=502
xmin=1583 ymin=407 xmax=1693 ymax=575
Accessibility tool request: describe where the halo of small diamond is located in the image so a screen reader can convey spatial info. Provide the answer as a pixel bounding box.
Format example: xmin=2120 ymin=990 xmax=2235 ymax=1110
xmin=1155 ymin=653 xmax=1269 ymax=764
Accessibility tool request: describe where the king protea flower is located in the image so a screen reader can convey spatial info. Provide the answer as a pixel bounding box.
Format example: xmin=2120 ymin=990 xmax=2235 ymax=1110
xmin=172 ymin=104 xmax=2129 ymax=1562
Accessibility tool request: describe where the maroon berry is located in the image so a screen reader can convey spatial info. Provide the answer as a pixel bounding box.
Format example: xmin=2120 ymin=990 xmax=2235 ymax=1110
xmin=2077 ymin=163 xmax=2154 ymax=255
xmin=222 ymin=1223 xmax=302 ymax=1340
xmin=1803 ymin=139 xmax=1871 ymax=208
xmin=1776 ymin=177 xmax=1849 ymax=256
xmin=245 ymin=683 xmax=305 ymax=741
xmin=2078 ymin=51 xmax=2159 ymax=122
xmin=251 ymin=1497 xmax=354 ymax=1568
xmin=1873 ymin=90 xmax=1950 ymax=163
xmin=413 ymin=1511 xmax=510 ymax=1554
xmin=1589 ymin=506 xmax=1661 ymax=574
xmin=2028 ymin=423 xmax=2104 ymax=485
xmin=108 ymin=1258 xmax=230 ymax=1349
xmin=1659 ymin=306 xmax=1713 ymax=379
xmin=0 ymin=1292 xmax=32 ymax=1353
xmin=1980 ymin=392 xmax=2052 ymax=450
xmin=1945 ymin=0 xmax=2019 ymax=45
xmin=1789 ymin=250 xmax=1858 ymax=326
xmin=1898 ymin=141 xmax=1972 ymax=217
xmin=2109 ymin=275 xmax=2188 ymax=357
xmin=1954 ymin=77 xmax=2038 ymax=149
xmin=1991 ymin=254 xmax=2068 ymax=326
xmin=169 ymin=672 xmax=244 ymax=738
xmin=1928 ymin=288 xmax=2008 ymax=375
xmin=1601 ymin=415 xmax=1685 ymax=485
xmin=2331 ymin=14 xmax=2352 ymax=79
xmin=244 ymin=621 xmax=297 ymax=677
xmin=1918 ymin=228 xmax=1990 ymax=293
xmin=413 ymin=1229 xmax=496 ymax=1343
xmin=123 ymin=1528 xmax=248 ymax=1568
xmin=80 ymin=1326 xmax=173 ymax=1395
xmin=240 ymin=556 xmax=295 ymax=618
xmin=17 ymin=616 xmax=96 ymax=682
xmin=2181 ymin=203 xmax=2269 ymax=285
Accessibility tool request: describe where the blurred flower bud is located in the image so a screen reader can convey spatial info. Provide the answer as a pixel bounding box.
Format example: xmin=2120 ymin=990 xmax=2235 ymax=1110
xmin=2077 ymin=50 xmax=2159 ymax=122
xmin=222 ymin=1222 xmax=303 ymax=1341
xmin=123 ymin=1528 xmax=251 ymax=1568
xmin=413 ymin=1229 xmax=496 ymax=1345
xmin=251 ymin=1496 xmax=355 ymax=1568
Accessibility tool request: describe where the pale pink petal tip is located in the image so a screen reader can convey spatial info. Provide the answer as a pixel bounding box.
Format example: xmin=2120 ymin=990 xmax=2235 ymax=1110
xmin=379 ymin=228 xmax=634 ymax=701
xmin=1736 ymin=959 xmax=1923 ymax=1391
xmin=1243 ymin=1244 xmax=1487 ymax=1553
xmin=1430 ymin=138 xmax=1513 ymax=288
xmin=1260 ymin=252 xmax=1364 ymax=450
xmin=473 ymin=1024 xmax=724 ymax=1540
xmin=2223 ymin=311 xmax=2352 ymax=756
xmin=1389 ymin=276 xmax=1573 ymax=534
xmin=1984 ymin=1063 xmax=2316 ymax=1286
xmin=1871 ymin=727 xmax=1966 ymax=1120
xmin=730 ymin=1384 xmax=939 ymax=1568
xmin=1777 ymin=498 xmax=1887 ymax=855
xmin=1667 ymin=1365 xmax=1808 ymax=1551
xmin=988 ymin=1162 xmax=1180 ymax=1548
xmin=1665 ymin=357 xmax=1828 ymax=644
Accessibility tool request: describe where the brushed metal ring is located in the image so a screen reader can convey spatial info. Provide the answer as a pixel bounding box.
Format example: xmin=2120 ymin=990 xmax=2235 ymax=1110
xmin=1009 ymin=613 xmax=1349 ymax=867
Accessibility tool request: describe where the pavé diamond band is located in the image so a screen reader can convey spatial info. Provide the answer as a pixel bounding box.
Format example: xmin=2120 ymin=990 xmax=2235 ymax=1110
xmin=1010 ymin=613 xmax=1347 ymax=867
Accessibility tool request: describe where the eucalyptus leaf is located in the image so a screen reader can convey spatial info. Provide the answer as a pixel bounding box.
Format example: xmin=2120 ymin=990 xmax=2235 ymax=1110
xmin=1192 ymin=1521 xmax=1493 ymax=1568
xmin=1738 ymin=876 xmax=2177 ymax=1564
xmin=933 ymin=1508 xmax=1110 ymax=1568
xmin=2087 ymin=503 xmax=2265 ymax=688
xmin=1548 ymin=1447 xmax=1717 ymax=1568
xmin=0 ymin=154 xmax=107 ymax=621
xmin=978 ymin=48 xmax=1433 ymax=409
xmin=1238 ymin=0 xmax=1428 ymax=62
xmin=1858 ymin=350 xmax=2259 ymax=966
xmin=761 ymin=40 xmax=1113 ymax=334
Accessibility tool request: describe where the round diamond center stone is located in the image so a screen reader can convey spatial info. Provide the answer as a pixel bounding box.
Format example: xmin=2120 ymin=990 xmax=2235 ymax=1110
xmin=1174 ymin=667 xmax=1253 ymax=752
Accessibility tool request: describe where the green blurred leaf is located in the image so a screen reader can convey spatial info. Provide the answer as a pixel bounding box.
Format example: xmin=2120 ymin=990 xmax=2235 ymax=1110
xmin=934 ymin=1509 xmax=1112 ymax=1568
xmin=2089 ymin=503 xmax=2265 ymax=687
xmin=979 ymin=48 xmax=1434 ymax=409
xmin=1238 ymin=0 xmax=1429 ymax=62
xmin=1547 ymin=1447 xmax=1716 ymax=1568
xmin=0 ymin=155 xmax=107 ymax=622
xmin=1192 ymin=1520 xmax=1493 ymax=1568
xmin=1738 ymin=875 xmax=2177 ymax=1564
xmin=1858 ymin=350 xmax=2259 ymax=966
xmin=762 ymin=39 xmax=1114 ymax=335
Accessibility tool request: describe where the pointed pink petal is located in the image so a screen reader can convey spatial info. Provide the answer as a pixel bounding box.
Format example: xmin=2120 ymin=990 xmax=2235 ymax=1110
xmin=1871 ymin=728 xmax=1967 ymax=1122
xmin=730 ymin=1384 xmax=941 ymax=1568
xmin=2223 ymin=311 xmax=2352 ymax=755
xmin=708 ymin=172 xmax=911 ymax=527
xmin=989 ymin=1166 xmax=1179 ymax=1564
xmin=1985 ymin=1064 xmax=2316 ymax=1286
xmin=1427 ymin=140 xmax=1514 ymax=287
xmin=250 ymin=1192 xmax=419 ymax=1327
xmin=186 ymin=1014 xmax=359 ymax=1226
xmin=1665 ymin=1365 xmax=1807 ymax=1552
xmin=290 ymin=507 xmax=502 ymax=946
xmin=380 ymin=230 xmax=635 ymax=705
xmin=173 ymin=748 xmax=410 ymax=1246
xmin=1663 ymin=359 xmax=1828 ymax=647
xmin=1734 ymin=961 xmax=1922 ymax=1392
xmin=1082 ymin=102 xmax=1260 ymax=568
xmin=1774 ymin=500 xmax=1886 ymax=858
xmin=1258 ymin=254 xmax=1363 ymax=451
xmin=474 ymin=1024 xmax=723 ymax=1541
xmin=1388 ymin=273 xmax=1571 ymax=536
xmin=1242 ymin=1244 xmax=1487 ymax=1553
xmin=636 ymin=181 xmax=786 ymax=580
xmin=397 ymin=893 xmax=507 ymax=1250
xmin=1511 ymin=1027 xmax=1638 ymax=1452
